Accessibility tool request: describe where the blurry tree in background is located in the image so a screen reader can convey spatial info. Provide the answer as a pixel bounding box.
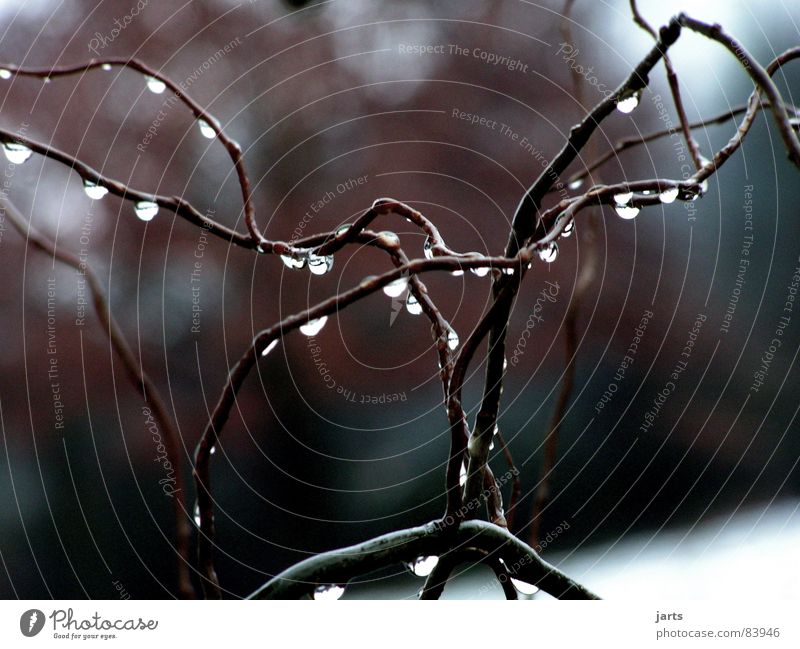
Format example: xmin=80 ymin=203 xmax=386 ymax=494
xmin=0 ymin=0 xmax=799 ymax=599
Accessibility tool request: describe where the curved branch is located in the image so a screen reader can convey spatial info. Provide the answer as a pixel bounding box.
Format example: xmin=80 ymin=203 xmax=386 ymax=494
xmin=1 ymin=196 xmax=194 ymax=598
xmin=248 ymin=519 xmax=598 ymax=600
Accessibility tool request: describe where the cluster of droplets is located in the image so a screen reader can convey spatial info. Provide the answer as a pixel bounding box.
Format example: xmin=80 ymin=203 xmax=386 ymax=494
xmin=538 ymin=242 xmax=559 ymax=263
xmin=307 ymin=253 xmax=334 ymax=276
xmin=407 ymin=555 xmax=439 ymax=578
xmin=613 ymin=191 xmax=639 ymax=220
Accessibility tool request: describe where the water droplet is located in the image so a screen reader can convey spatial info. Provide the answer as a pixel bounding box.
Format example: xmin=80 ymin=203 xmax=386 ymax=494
xmin=538 ymin=242 xmax=559 ymax=263
xmin=659 ymin=187 xmax=679 ymax=204
xmin=101 ymin=63 xmax=112 ymax=71
xmin=615 ymin=205 xmax=640 ymax=220
xmin=313 ymin=584 xmax=344 ymax=601
xmin=134 ymin=200 xmax=158 ymax=222
xmin=406 ymin=293 xmax=423 ymax=315
xmin=501 ymin=267 xmax=515 ymax=275
xmin=699 ymin=178 xmax=709 ymax=194
xmin=335 ymin=224 xmax=350 ymax=238
xmin=261 ymin=339 xmax=278 ymax=357
xmin=470 ymin=265 xmax=490 ymax=277
xmin=82 ymin=179 xmax=108 ymax=200
xmin=407 ymin=556 xmax=439 ymax=578
xmin=146 ymin=76 xmax=166 ymax=94
xmin=642 ymin=189 xmax=652 ymax=195
xmin=193 ymin=505 xmax=201 ymax=527
xmin=280 ymin=254 xmax=306 ymax=270
xmin=383 ymin=277 xmax=408 ymax=298
xmin=511 ymin=577 xmax=539 ymax=596
xmin=459 ymin=464 xmax=467 ymax=487
xmin=43 ymin=77 xmax=51 ymax=84
xmin=198 ymin=118 xmax=215 ymax=139
xmin=2 ymin=141 xmax=32 ymax=164
xmin=451 ymin=269 xmax=464 ymax=277
xmin=568 ymin=178 xmax=583 ymax=191
xmin=300 ymin=316 xmax=328 ymax=336
xmin=616 ymin=92 xmax=640 ymax=114
xmin=423 ymin=237 xmax=434 ymax=260
xmin=613 ymin=191 xmax=633 ymax=205
xmin=561 ymin=220 xmax=575 ymax=238
xmin=0 ymin=69 xmax=11 ymax=80
xmin=308 ymin=253 xmax=333 ymax=276
xmin=447 ymin=329 xmax=459 ymax=350
xmin=378 ymin=231 xmax=400 ymax=248
xmin=209 ymin=446 xmax=216 ymax=455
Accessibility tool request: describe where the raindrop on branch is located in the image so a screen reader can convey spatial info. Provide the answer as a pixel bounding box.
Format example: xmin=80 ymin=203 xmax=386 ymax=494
xmin=568 ymin=178 xmax=583 ymax=191
xmin=261 ymin=339 xmax=278 ymax=357
xmin=460 ymin=464 xmax=467 ymax=486
xmin=0 ymin=69 xmax=11 ymax=80
xmin=615 ymin=205 xmax=640 ymax=220
xmin=615 ymin=92 xmax=640 ymax=114
xmin=613 ymin=191 xmax=633 ymax=206
xmin=423 ymin=237 xmax=434 ymax=260
xmin=406 ymin=293 xmax=423 ymax=315
xmin=101 ymin=63 xmax=112 ymax=71
xmin=280 ymin=254 xmax=306 ymax=270
xmin=83 ymin=180 xmax=108 ymax=200
xmin=300 ymin=316 xmax=328 ymax=336
xmin=383 ymin=277 xmax=408 ymax=298
xmin=659 ymin=187 xmax=679 ymax=204
xmin=197 ymin=119 xmax=216 ymax=139
xmin=561 ymin=220 xmax=574 ymax=238
xmin=335 ymin=224 xmax=351 ymax=238
xmin=307 ymin=253 xmax=333 ymax=276
xmin=511 ymin=578 xmax=540 ymax=596
xmin=313 ymin=585 xmax=344 ymax=601
xmin=447 ymin=329 xmax=460 ymax=350
xmin=134 ymin=200 xmax=159 ymax=222
xmin=2 ymin=141 xmax=32 ymax=164
xmin=377 ymin=231 xmax=400 ymax=248
xmin=407 ymin=556 xmax=439 ymax=578
xmin=538 ymin=242 xmax=559 ymax=263
xmin=193 ymin=505 xmax=201 ymax=527
xmin=146 ymin=76 xmax=166 ymax=94
xmin=451 ymin=269 xmax=464 ymax=277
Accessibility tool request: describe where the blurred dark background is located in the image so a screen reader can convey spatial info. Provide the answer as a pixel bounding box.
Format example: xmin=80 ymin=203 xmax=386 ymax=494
xmin=0 ymin=0 xmax=798 ymax=599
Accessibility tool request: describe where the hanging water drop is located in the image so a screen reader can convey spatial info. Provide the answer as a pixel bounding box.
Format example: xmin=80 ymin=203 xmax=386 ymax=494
xmin=699 ymin=178 xmax=709 ymax=195
xmin=209 ymin=446 xmax=216 ymax=455
xmin=470 ymin=265 xmax=490 ymax=277
xmin=406 ymin=293 xmax=423 ymax=315
xmin=423 ymin=237 xmax=434 ymax=260
xmin=101 ymin=63 xmax=112 ymax=71
xmin=451 ymin=269 xmax=464 ymax=277
xmin=261 ymin=339 xmax=278 ymax=357
xmin=615 ymin=92 xmax=640 ymax=114
xmin=280 ymin=254 xmax=306 ymax=270
xmin=82 ymin=179 xmax=108 ymax=200
xmin=459 ymin=463 xmax=467 ymax=487
xmin=615 ymin=205 xmax=640 ymax=220
xmin=300 ymin=316 xmax=328 ymax=336
xmin=2 ymin=141 xmax=32 ymax=164
xmin=502 ymin=267 xmax=515 ymax=275
xmin=538 ymin=242 xmax=558 ymax=263
xmin=383 ymin=277 xmax=408 ymax=298
xmin=307 ymin=253 xmax=333 ymax=276
xmin=335 ymin=224 xmax=351 ymax=238
xmin=568 ymin=178 xmax=583 ymax=191
xmin=447 ymin=329 xmax=459 ymax=350
xmin=195 ymin=118 xmax=215 ymax=139
xmin=511 ymin=577 xmax=539 ymax=596
xmin=407 ymin=556 xmax=439 ymax=578
xmin=146 ymin=76 xmax=166 ymax=94
xmin=659 ymin=187 xmax=679 ymax=204
xmin=193 ymin=505 xmax=201 ymax=527
xmin=313 ymin=584 xmax=344 ymax=601
xmin=613 ymin=191 xmax=633 ymax=205
xmin=561 ymin=220 xmax=575 ymax=238
xmin=0 ymin=69 xmax=11 ymax=80
xmin=134 ymin=200 xmax=159 ymax=222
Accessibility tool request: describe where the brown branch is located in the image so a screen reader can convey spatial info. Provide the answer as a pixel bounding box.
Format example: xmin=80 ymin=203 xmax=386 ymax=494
xmin=1 ymin=58 xmax=265 ymax=244
xmin=1 ymin=196 xmax=194 ymax=598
